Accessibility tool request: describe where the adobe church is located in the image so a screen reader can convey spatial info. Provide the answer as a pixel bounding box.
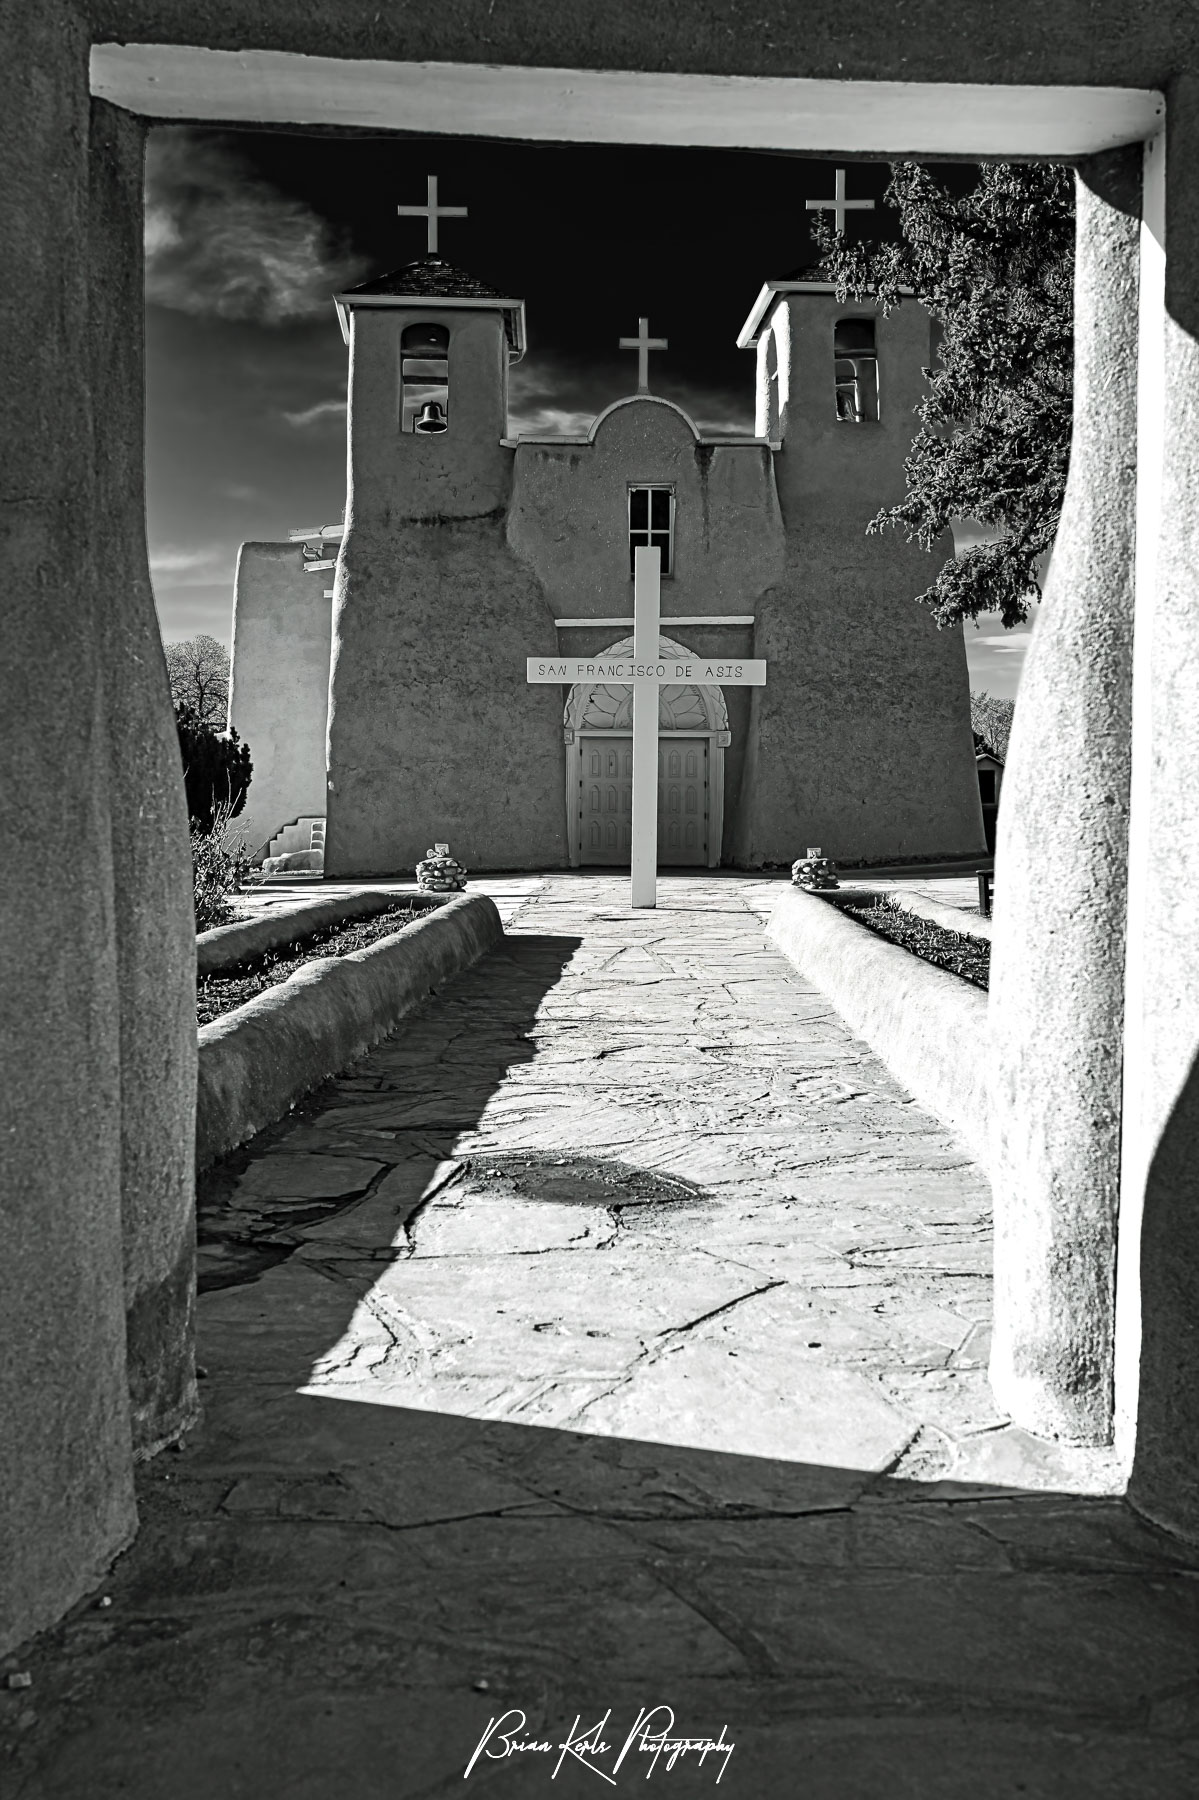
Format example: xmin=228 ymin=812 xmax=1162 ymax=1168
xmin=229 ymin=181 xmax=984 ymax=874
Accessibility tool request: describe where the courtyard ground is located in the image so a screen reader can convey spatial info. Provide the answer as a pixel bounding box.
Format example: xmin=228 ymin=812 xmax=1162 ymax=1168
xmin=4 ymin=875 xmax=1199 ymax=1798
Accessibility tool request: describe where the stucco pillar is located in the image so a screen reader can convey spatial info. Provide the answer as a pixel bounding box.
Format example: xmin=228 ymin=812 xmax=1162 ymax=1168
xmin=90 ymin=101 xmax=199 ymax=1457
xmin=0 ymin=20 xmax=137 ymax=1654
xmin=1128 ymin=82 xmax=1199 ymax=1536
xmin=988 ymin=148 xmax=1140 ymax=1443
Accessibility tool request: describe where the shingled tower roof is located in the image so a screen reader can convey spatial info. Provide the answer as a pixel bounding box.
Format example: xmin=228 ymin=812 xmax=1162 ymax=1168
xmin=339 ymin=257 xmax=506 ymax=302
xmin=334 ymin=258 xmax=526 ymax=357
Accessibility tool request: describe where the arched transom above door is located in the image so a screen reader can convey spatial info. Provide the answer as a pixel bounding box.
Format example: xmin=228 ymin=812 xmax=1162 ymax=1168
xmin=562 ymin=635 xmax=731 ymax=743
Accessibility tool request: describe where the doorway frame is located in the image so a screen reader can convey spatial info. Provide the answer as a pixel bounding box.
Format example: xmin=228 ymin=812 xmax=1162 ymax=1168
xmin=87 ymin=35 xmax=1169 ymax=1480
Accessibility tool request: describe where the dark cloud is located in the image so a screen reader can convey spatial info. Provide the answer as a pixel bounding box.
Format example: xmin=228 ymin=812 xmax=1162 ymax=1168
xmin=145 ymin=131 xmax=368 ymax=325
xmin=508 ymin=350 xmax=753 ymax=441
xmin=508 ymin=353 xmax=604 ymax=437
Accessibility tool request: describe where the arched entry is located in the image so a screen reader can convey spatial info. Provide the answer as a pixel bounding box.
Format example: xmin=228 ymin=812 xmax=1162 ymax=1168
xmin=563 ymin=635 xmax=730 ymax=868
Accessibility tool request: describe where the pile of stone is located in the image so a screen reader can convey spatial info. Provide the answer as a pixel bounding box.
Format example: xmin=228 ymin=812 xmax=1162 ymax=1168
xmin=791 ymin=845 xmax=840 ymax=891
xmin=416 ymin=842 xmax=468 ymax=893
xmin=261 ymin=849 xmax=323 ymax=874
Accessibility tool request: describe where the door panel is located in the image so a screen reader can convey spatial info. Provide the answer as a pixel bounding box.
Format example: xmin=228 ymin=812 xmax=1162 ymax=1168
xmin=578 ymin=736 xmax=708 ymax=866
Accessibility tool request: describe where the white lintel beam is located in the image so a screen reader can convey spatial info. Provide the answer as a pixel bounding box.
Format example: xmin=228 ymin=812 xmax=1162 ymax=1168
xmin=554 ymin=615 xmax=755 ymax=627
xmin=91 ymin=46 xmax=1162 ymax=159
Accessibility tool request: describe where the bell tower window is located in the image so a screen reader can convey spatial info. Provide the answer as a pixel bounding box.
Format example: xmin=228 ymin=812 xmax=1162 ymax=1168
xmin=628 ymin=486 xmax=674 ymax=576
xmin=834 ymin=317 xmax=879 ymax=423
xmin=401 ymin=322 xmax=450 ymax=434
xmin=762 ymin=328 xmax=780 ymax=439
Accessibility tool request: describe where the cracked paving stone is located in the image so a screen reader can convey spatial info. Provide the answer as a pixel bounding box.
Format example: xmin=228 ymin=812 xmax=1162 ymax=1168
xmin=230 ymin=1154 xmax=385 ymax=1204
xmin=17 ymin=873 xmax=1188 ymax=1800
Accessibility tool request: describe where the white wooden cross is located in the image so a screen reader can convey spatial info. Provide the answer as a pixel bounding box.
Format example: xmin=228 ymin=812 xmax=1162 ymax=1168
xmin=526 ymin=547 xmax=767 ymax=909
xmin=397 ymin=175 xmax=468 ymax=254
xmin=619 ymin=317 xmax=668 ymax=393
xmin=806 ymin=167 xmax=875 ymax=235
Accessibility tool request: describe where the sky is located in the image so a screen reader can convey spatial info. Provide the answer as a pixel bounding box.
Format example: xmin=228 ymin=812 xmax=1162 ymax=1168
xmin=145 ymin=126 xmax=1036 ymax=701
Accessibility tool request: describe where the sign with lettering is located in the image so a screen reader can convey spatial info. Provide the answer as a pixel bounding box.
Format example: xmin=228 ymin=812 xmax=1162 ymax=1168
xmin=526 ymin=656 xmax=766 ymax=686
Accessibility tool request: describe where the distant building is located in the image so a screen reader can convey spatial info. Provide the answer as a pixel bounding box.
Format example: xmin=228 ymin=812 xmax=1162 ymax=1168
xmin=230 ymin=257 xmax=985 ymax=873
xmin=974 ymin=743 xmax=1005 ymax=853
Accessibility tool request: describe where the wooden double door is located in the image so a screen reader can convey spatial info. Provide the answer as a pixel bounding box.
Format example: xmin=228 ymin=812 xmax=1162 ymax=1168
xmin=578 ymin=734 xmax=709 ymax=866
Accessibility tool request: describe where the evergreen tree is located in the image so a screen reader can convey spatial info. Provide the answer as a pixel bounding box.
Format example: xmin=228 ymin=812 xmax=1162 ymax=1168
xmin=175 ymin=706 xmax=252 ymax=832
xmin=812 ymin=162 xmax=1074 ymax=629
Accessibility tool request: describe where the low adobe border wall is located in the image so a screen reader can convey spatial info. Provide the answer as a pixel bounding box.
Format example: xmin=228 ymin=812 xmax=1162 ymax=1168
xmin=886 ymin=888 xmax=993 ymax=942
xmin=767 ymin=885 xmax=990 ymax=1168
xmin=196 ymin=886 xmax=433 ymax=975
xmin=196 ymin=890 xmax=503 ymax=1169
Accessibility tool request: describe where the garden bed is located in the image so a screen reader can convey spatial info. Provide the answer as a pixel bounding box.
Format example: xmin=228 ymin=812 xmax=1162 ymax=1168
xmin=768 ymin=886 xmax=990 ymax=1168
xmin=195 ymin=891 xmax=504 ymax=1170
xmin=837 ymin=894 xmax=990 ymax=991
xmin=197 ymin=902 xmax=421 ymax=1024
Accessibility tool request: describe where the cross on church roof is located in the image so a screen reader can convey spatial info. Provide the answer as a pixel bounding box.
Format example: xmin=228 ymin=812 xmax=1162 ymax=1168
xmin=619 ymin=317 xmax=668 ymax=394
xmin=805 ymin=168 xmax=876 ymax=236
xmin=396 ymin=175 xmax=468 ymax=255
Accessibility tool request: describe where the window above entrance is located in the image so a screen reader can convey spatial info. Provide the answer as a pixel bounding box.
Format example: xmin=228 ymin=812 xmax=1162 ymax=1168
xmin=628 ymin=486 xmax=674 ymax=576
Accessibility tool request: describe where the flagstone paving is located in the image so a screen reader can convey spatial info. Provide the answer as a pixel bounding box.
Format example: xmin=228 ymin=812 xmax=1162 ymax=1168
xmin=5 ymin=874 xmax=1199 ymax=1799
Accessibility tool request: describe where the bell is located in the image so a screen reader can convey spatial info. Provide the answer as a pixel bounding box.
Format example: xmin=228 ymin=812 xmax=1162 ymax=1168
xmin=414 ymin=400 xmax=448 ymax=434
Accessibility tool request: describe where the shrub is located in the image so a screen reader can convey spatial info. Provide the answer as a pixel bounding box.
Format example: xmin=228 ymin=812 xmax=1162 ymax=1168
xmin=176 ymin=706 xmax=253 ymax=832
xmin=192 ymin=800 xmax=252 ymax=933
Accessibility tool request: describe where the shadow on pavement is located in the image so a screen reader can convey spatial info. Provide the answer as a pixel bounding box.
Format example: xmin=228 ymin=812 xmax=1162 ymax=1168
xmin=7 ymin=934 xmax=1199 ymax=1799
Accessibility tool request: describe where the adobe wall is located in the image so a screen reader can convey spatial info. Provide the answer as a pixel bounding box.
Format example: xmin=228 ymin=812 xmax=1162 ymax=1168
xmin=1 ymin=34 xmax=194 ymax=1649
xmin=988 ymin=150 xmax=1140 ymax=1445
xmin=737 ymin=294 xmax=984 ymax=865
xmin=736 ymin=540 xmax=983 ymax=866
xmin=507 ymin=400 xmax=785 ymax=862
xmin=1130 ymin=75 xmax=1199 ymax=1535
xmin=0 ymin=17 xmax=137 ymax=1656
xmin=79 ymin=1 xmax=1198 ymax=89
xmin=91 ymin=100 xmax=199 ymax=1464
xmin=229 ymin=543 xmax=332 ymax=857
xmin=328 ymin=513 xmax=565 ymax=873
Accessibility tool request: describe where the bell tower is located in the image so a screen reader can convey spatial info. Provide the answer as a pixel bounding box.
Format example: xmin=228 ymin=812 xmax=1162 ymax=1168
xmin=334 ymin=258 xmax=526 ymax=520
xmin=730 ymin=274 xmax=985 ymax=865
xmin=325 ymin=249 xmax=563 ymax=878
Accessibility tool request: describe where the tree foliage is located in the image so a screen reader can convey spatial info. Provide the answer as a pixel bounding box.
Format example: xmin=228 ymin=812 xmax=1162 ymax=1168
xmin=970 ymin=689 xmax=1015 ymax=762
xmin=164 ymin=633 xmax=231 ymax=730
xmin=176 ymin=706 xmax=252 ymax=833
xmin=812 ymin=162 xmax=1074 ymax=629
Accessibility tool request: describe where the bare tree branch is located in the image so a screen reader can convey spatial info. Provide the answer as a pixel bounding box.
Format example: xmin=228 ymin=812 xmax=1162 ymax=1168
xmin=164 ymin=634 xmax=231 ymax=730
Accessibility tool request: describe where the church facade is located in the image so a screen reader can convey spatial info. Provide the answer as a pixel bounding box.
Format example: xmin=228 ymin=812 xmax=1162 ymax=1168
xmin=230 ymin=257 xmax=985 ymax=873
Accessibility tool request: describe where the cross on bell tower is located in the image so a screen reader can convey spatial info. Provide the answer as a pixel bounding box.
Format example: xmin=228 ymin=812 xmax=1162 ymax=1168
xmin=806 ymin=167 xmax=876 ymax=236
xmin=619 ymin=317 xmax=668 ymax=393
xmin=396 ymin=175 xmax=468 ymax=255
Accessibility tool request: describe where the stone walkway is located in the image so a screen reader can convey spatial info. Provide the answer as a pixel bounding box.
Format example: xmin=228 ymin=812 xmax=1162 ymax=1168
xmin=5 ymin=875 xmax=1198 ymax=1798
